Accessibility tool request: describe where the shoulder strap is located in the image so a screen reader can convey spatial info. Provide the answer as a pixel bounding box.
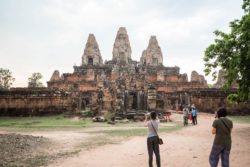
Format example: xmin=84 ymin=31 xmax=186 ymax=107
xmin=150 ymin=121 xmax=159 ymax=137
xmin=220 ymin=118 xmax=230 ymax=133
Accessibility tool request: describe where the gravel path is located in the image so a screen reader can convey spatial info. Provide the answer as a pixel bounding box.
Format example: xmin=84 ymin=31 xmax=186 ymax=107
xmin=47 ymin=113 xmax=250 ymax=167
xmin=1 ymin=113 xmax=249 ymax=167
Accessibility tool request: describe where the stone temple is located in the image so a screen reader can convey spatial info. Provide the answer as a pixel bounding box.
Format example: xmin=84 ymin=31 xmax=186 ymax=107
xmin=47 ymin=27 xmax=209 ymax=116
xmin=1 ymin=27 xmax=249 ymax=117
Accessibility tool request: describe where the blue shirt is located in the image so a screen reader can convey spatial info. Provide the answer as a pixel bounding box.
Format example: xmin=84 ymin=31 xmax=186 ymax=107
xmin=192 ymin=110 xmax=197 ymax=116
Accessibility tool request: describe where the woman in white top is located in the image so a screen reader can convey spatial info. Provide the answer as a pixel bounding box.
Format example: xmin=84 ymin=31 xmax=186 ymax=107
xmin=144 ymin=111 xmax=161 ymax=167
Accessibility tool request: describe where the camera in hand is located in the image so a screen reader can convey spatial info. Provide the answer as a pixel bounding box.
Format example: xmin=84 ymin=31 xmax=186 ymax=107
xmin=145 ymin=112 xmax=151 ymax=119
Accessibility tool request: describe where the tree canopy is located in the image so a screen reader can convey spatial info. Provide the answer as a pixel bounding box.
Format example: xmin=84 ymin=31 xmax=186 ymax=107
xmin=204 ymin=0 xmax=250 ymax=103
xmin=28 ymin=72 xmax=44 ymax=87
xmin=0 ymin=68 xmax=15 ymax=90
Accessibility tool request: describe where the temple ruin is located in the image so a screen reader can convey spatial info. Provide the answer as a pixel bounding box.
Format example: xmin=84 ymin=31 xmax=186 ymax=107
xmin=0 ymin=27 xmax=249 ymax=117
xmin=46 ymin=27 xmax=247 ymax=116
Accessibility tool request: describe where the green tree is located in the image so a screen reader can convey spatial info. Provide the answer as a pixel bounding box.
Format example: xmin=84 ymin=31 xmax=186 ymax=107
xmin=0 ymin=68 xmax=15 ymax=90
xmin=204 ymin=0 xmax=250 ymax=103
xmin=28 ymin=72 xmax=44 ymax=87
xmin=208 ymin=84 xmax=214 ymax=88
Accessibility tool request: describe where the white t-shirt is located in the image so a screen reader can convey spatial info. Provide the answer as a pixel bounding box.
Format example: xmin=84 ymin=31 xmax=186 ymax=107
xmin=147 ymin=120 xmax=160 ymax=138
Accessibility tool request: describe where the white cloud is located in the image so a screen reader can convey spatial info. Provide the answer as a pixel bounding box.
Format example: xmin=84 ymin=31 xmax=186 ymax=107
xmin=0 ymin=0 xmax=244 ymax=86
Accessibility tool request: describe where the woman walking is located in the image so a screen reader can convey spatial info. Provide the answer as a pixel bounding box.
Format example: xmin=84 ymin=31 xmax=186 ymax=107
xmin=209 ymin=107 xmax=233 ymax=167
xmin=144 ymin=112 xmax=161 ymax=167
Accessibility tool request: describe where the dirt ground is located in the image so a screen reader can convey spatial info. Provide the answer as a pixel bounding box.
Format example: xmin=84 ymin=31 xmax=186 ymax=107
xmin=1 ymin=113 xmax=250 ymax=167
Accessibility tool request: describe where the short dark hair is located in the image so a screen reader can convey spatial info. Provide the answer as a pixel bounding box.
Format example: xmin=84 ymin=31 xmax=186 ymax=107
xmin=217 ymin=107 xmax=227 ymax=118
xmin=150 ymin=111 xmax=157 ymax=120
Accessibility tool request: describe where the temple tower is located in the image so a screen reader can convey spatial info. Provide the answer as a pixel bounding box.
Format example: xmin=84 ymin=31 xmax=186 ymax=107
xmin=82 ymin=34 xmax=103 ymax=65
xmin=191 ymin=71 xmax=208 ymax=88
xmin=50 ymin=70 xmax=60 ymax=81
xmin=140 ymin=36 xmax=163 ymax=66
xmin=112 ymin=27 xmax=132 ymax=64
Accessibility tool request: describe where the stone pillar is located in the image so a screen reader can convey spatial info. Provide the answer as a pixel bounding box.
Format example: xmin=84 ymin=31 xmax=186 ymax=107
xmin=137 ymin=90 xmax=144 ymax=110
xmin=147 ymin=87 xmax=156 ymax=111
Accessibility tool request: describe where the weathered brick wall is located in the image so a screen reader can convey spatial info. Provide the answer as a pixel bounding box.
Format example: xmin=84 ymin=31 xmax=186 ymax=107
xmin=111 ymin=73 xmax=119 ymax=80
xmin=165 ymin=74 xmax=187 ymax=82
xmin=147 ymin=74 xmax=157 ymax=81
xmin=188 ymin=89 xmax=250 ymax=115
xmin=78 ymin=84 xmax=97 ymax=91
xmin=65 ymin=74 xmax=87 ymax=82
xmin=0 ymin=88 xmax=77 ymax=116
xmin=157 ymin=82 xmax=203 ymax=93
xmin=155 ymin=89 xmax=250 ymax=115
xmin=47 ymin=82 xmax=73 ymax=90
xmin=102 ymin=88 xmax=113 ymax=109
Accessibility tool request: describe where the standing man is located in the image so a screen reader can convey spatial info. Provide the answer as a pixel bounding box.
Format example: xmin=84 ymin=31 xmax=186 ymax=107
xmin=144 ymin=112 xmax=161 ymax=167
xmin=191 ymin=107 xmax=198 ymax=125
xmin=183 ymin=105 xmax=189 ymax=126
xmin=209 ymin=107 xmax=233 ymax=167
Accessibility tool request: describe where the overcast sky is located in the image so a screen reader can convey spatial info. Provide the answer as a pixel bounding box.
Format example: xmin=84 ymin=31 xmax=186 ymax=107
xmin=0 ymin=0 xmax=244 ymax=87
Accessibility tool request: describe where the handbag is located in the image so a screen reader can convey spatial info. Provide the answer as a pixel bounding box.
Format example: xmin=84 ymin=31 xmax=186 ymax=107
xmin=150 ymin=121 xmax=163 ymax=145
xmin=158 ymin=137 xmax=163 ymax=145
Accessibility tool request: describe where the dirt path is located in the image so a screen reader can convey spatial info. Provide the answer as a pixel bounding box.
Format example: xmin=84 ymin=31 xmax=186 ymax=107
xmin=47 ymin=113 xmax=250 ymax=167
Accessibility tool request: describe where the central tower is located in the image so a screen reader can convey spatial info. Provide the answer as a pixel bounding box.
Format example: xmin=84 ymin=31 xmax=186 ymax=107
xmin=140 ymin=36 xmax=163 ymax=66
xmin=112 ymin=27 xmax=132 ymax=64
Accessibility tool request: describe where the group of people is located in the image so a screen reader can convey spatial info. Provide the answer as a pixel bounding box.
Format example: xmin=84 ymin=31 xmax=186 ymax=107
xmin=144 ymin=107 xmax=233 ymax=167
xmin=183 ymin=104 xmax=198 ymax=126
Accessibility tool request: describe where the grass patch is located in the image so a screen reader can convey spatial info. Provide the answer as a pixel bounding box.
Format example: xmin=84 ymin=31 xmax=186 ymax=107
xmin=228 ymin=116 xmax=250 ymax=124
xmin=0 ymin=115 xmax=112 ymax=131
xmin=0 ymin=115 xmax=85 ymax=130
xmin=90 ymin=121 xmax=182 ymax=137
xmin=0 ymin=116 xmax=178 ymax=131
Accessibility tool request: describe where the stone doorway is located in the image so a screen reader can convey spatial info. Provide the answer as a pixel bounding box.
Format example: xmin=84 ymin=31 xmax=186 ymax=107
xmin=118 ymin=51 xmax=127 ymax=64
xmin=128 ymin=92 xmax=137 ymax=110
xmin=156 ymin=100 xmax=164 ymax=110
xmin=80 ymin=98 xmax=89 ymax=111
xmin=88 ymin=57 xmax=93 ymax=65
xmin=132 ymin=93 xmax=137 ymax=109
xmin=152 ymin=58 xmax=158 ymax=66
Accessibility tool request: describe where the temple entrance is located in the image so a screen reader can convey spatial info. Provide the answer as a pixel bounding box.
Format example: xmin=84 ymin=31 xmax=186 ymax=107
xmin=88 ymin=57 xmax=93 ymax=65
xmin=80 ymin=98 xmax=89 ymax=110
xmin=118 ymin=51 xmax=127 ymax=64
xmin=132 ymin=93 xmax=137 ymax=109
xmin=152 ymin=58 xmax=158 ymax=66
xmin=156 ymin=100 xmax=164 ymax=110
xmin=127 ymin=92 xmax=137 ymax=110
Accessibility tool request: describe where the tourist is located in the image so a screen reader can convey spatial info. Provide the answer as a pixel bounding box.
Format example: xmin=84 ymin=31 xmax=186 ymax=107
xmin=188 ymin=103 xmax=192 ymax=112
xmin=178 ymin=104 xmax=182 ymax=111
xmin=144 ymin=112 xmax=161 ymax=167
xmin=189 ymin=112 xmax=193 ymax=122
xmin=167 ymin=113 xmax=171 ymax=122
xmin=183 ymin=105 xmax=189 ymax=126
xmin=164 ymin=113 xmax=172 ymax=122
xmin=209 ymin=107 xmax=233 ymax=167
xmin=191 ymin=107 xmax=198 ymax=125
